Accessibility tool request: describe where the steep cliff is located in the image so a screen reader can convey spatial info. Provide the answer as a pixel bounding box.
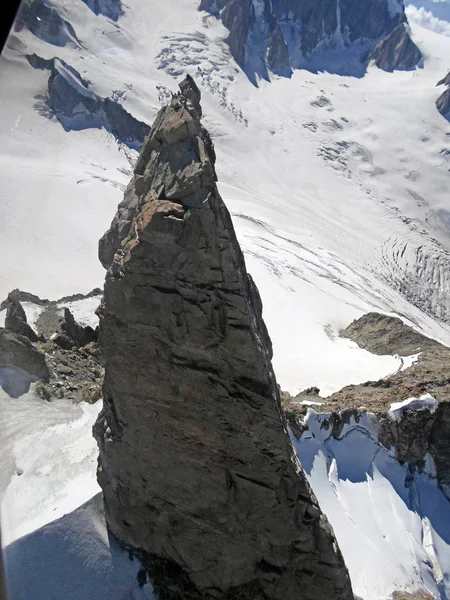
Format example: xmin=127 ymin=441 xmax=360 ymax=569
xmin=95 ymin=76 xmax=353 ymax=600
xmin=200 ymin=0 xmax=422 ymax=80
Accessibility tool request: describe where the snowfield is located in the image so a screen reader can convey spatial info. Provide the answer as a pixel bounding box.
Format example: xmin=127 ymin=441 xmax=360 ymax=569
xmin=1 ymin=0 xmax=450 ymax=598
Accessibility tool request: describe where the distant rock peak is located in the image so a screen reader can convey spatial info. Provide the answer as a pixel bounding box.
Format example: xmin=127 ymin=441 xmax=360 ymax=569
xmin=95 ymin=77 xmax=353 ymax=599
xmin=200 ymin=0 xmax=422 ymax=80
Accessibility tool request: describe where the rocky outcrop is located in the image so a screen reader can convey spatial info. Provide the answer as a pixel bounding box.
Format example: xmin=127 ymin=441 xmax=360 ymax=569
xmin=437 ymin=72 xmax=450 ymax=87
xmin=15 ymin=0 xmax=80 ymax=47
xmin=53 ymin=308 xmax=97 ymax=350
xmin=200 ymin=0 xmax=421 ymax=79
xmin=379 ymin=401 xmax=450 ymax=498
xmin=0 ymin=288 xmax=104 ymax=402
xmin=341 ymin=312 xmax=442 ymax=356
xmin=0 ymin=329 xmax=49 ymax=397
xmin=436 ymin=72 xmax=450 ymax=118
xmin=95 ymin=77 xmax=353 ymax=600
xmin=312 ymin=314 xmax=450 ymax=414
xmin=81 ymin=0 xmax=123 ymax=21
xmin=5 ymin=294 xmax=38 ymax=342
xmin=27 ymin=54 xmax=149 ymax=148
xmin=267 ymin=24 xmax=292 ymax=78
xmin=368 ymin=24 xmax=422 ymax=72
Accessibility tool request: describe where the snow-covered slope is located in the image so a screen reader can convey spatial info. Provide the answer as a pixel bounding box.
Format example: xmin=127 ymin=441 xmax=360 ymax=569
xmin=1 ymin=0 xmax=450 ymax=598
xmin=4 ymin=493 xmax=155 ymax=600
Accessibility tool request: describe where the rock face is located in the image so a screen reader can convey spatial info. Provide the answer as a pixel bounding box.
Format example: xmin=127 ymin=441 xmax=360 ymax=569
xmin=267 ymin=24 xmax=292 ymax=77
xmin=200 ymin=0 xmax=421 ymax=79
xmin=95 ymin=78 xmax=352 ymax=600
xmin=5 ymin=294 xmax=38 ymax=342
xmin=436 ymin=72 xmax=450 ymax=118
xmin=368 ymin=23 xmax=422 ymax=72
xmin=379 ymin=402 xmax=450 ymax=499
xmin=27 ymin=54 xmax=150 ymax=148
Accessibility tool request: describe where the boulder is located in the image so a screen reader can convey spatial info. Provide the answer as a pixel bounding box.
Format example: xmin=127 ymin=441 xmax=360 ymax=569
xmin=0 ymin=329 xmax=49 ymax=397
xmin=94 ymin=77 xmax=353 ymax=600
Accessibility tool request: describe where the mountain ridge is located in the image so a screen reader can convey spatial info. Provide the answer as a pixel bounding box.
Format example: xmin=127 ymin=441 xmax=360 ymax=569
xmin=200 ymin=0 xmax=422 ymax=80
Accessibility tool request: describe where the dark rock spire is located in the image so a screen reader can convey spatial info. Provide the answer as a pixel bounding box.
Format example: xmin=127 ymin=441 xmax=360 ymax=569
xmin=95 ymin=76 xmax=353 ymax=600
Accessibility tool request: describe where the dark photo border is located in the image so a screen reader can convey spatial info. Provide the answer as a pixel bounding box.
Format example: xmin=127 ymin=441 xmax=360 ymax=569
xmin=0 ymin=0 xmax=22 ymax=54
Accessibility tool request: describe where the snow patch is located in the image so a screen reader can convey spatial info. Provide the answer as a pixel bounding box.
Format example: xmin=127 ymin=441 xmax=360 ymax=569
xmin=389 ymin=393 xmax=438 ymax=420
xmin=0 ymin=388 xmax=102 ymax=545
xmin=400 ymin=352 xmax=421 ymax=370
xmin=59 ymin=295 xmax=101 ymax=328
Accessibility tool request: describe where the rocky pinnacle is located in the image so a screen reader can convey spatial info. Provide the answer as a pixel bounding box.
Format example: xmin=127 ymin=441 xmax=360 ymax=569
xmin=94 ymin=76 xmax=353 ymax=600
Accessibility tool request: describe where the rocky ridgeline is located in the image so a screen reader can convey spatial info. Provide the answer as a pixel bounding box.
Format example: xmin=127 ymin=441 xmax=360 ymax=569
xmin=436 ymin=72 xmax=450 ymax=119
xmin=0 ymin=290 xmax=103 ymax=402
xmin=282 ymin=312 xmax=450 ymax=500
xmin=200 ymin=0 xmax=421 ymax=78
xmin=94 ymin=76 xmax=353 ymax=600
xmin=27 ymin=54 xmax=149 ymax=148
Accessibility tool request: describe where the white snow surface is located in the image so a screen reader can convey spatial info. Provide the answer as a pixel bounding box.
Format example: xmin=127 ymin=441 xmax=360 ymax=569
xmin=4 ymin=493 xmax=156 ymax=600
xmin=1 ymin=0 xmax=450 ymax=598
xmin=389 ymin=392 xmax=438 ymax=420
xmin=293 ymin=409 xmax=450 ymax=600
xmin=59 ymin=295 xmax=102 ymax=328
xmin=0 ymin=388 xmax=101 ymax=545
